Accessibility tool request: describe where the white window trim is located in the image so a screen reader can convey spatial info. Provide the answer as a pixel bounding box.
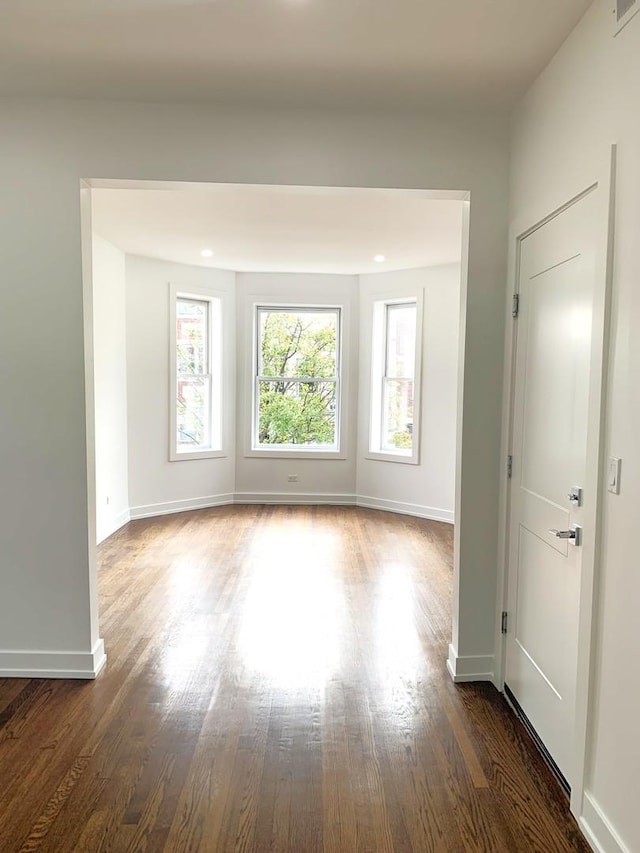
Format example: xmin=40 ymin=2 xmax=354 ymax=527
xmin=245 ymin=301 xmax=347 ymax=459
xmin=169 ymin=283 xmax=226 ymax=461
xmin=366 ymin=291 xmax=423 ymax=465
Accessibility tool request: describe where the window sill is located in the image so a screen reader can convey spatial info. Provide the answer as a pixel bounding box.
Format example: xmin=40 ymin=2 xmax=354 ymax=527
xmin=364 ymin=450 xmax=419 ymax=465
xmin=170 ymin=449 xmax=227 ymax=462
xmin=245 ymin=446 xmax=346 ymax=460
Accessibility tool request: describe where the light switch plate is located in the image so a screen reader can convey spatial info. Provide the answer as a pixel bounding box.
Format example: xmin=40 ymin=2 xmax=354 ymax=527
xmin=607 ymin=457 xmax=621 ymax=494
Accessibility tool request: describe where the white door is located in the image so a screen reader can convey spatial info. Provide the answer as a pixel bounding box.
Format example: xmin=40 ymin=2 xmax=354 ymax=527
xmin=505 ymin=190 xmax=598 ymax=787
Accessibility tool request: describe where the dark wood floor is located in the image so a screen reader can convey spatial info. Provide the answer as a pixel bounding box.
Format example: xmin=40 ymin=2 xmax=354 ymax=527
xmin=0 ymin=506 xmax=589 ymax=852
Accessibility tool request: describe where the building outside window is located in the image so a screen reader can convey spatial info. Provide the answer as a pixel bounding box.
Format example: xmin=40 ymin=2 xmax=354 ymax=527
xmin=369 ymin=297 xmax=421 ymax=463
xmin=170 ymin=288 xmax=223 ymax=460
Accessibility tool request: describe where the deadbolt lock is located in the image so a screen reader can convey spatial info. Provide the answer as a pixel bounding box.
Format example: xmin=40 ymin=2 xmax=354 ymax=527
xmin=568 ymin=486 xmax=583 ymax=506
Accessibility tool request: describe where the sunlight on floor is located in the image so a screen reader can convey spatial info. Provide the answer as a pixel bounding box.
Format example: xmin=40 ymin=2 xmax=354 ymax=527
xmin=159 ymin=520 xmax=428 ymax=698
xmin=233 ymin=523 xmax=427 ymax=698
xmin=239 ymin=526 xmax=343 ymax=689
xmin=375 ymin=565 xmax=422 ymax=682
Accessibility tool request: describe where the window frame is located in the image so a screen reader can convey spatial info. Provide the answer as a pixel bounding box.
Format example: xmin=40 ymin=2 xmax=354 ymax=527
xmin=367 ymin=293 xmax=423 ymax=465
xmin=249 ymin=303 xmax=345 ymax=458
xmin=169 ymin=283 xmax=225 ymax=461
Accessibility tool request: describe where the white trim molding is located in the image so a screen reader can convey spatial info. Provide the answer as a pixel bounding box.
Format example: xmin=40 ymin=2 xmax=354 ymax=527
xmin=235 ymin=492 xmax=357 ymax=506
xmin=580 ymin=791 xmax=630 ymax=853
xmin=250 ymin=303 xmax=344 ymax=457
xmin=0 ymin=639 xmax=107 ymax=680
xmin=169 ymin=282 xmax=229 ymax=462
xmin=446 ymin=644 xmax=495 ymax=683
xmin=129 ymin=494 xmax=235 ymax=519
xmin=242 ymin=297 xmax=351 ymax=462
xmin=234 ymin=494 xmax=453 ymax=522
xmin=97 ymin=507 xmax=131 ymax=544
xmin=367 ymin=291 xmax=424 ymax=465
xmin=356 ymin=495 xmax=453 ymax=524
xmin=122 ymin=493 xmax=455 ymax=521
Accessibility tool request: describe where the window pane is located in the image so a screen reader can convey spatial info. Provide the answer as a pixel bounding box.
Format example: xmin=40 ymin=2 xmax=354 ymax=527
xmin=386 ymin=304 xmax=416 ymax=379
xmin=382 ymin=379 xmax=414 ymax=451
xmin=259 ymin=310 xmax=337 ymax=378
xmin=257 ymin=380 xmax=336 ymax=446
xmin=177 ymin=299 xmax=208 ymax=375
xmin=177 ymin=377 xmax=211 ymax=449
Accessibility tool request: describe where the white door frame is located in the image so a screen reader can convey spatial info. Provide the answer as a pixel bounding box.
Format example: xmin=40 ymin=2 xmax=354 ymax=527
xmin=495 ymin=145 xmax=617 ymax=819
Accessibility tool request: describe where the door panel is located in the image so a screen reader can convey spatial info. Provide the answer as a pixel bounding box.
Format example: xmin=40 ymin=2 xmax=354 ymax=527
xmin=520 ymin=489 xmax=569 ymax=557
xmin=515 ymin=526 xmax=569 ymax=695
xmin=505 ymin=190 xmax=597 ymax=785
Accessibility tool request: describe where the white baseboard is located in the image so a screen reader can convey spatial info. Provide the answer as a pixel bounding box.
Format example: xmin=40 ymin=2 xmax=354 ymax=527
xmin=580 ymin=791 xmax=630 ymax=853
xmin=129 ymin=493 xmax=234 ymax=519
xmin=0 ymin=639 xmax=107 ymax=680
xmin=97 ymin=507 xmax=131 ymax=544
xmin=234 ymin=492 xmax=357 ymax=505
xmin=356 ymin=495 xmax=454 ymax=524
xmin=124 ymin=492 xmax=453 ymax=523
xmin=446 ymin=644 xmax=495 ymax=683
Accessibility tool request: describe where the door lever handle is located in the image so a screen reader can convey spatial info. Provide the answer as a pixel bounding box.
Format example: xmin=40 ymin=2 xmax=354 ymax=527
xmin=549 ymin=524 xmax=582 ymax=546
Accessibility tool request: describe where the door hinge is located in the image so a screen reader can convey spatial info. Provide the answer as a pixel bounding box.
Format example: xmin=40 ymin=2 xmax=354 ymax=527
xmin=512 ymin=293 xmax=520 ymax=318
xmin=507 ymin=455 xmax=513 ymax=479
xmin=501 ymin=611 xmax=508 ymax=634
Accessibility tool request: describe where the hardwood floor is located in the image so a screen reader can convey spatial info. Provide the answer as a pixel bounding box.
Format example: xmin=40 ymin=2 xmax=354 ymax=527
xmin=0 ymin=506 xmax=589 ymax=852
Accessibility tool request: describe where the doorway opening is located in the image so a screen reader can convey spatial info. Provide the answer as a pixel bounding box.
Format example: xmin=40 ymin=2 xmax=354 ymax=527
xmin=81 ymin=179 xmax=469 ymax=672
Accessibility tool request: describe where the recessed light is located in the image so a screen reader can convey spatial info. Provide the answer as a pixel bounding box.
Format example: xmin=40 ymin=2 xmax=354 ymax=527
xmin=201 ymin=249 xmax=214 ymax=258
xmin=373 ymin=254 xmax=386 ymax=263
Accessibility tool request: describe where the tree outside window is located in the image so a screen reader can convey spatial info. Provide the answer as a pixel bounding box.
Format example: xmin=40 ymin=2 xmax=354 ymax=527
xmin=255 ymin=307 xmax=340 ymax=449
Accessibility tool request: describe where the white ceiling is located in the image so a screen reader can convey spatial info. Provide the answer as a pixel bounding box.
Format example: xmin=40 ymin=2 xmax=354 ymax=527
xmin=0 ymin=0 xmax=591 ymax=110
xmin=91 ymin=184 xmax=465 ymax=274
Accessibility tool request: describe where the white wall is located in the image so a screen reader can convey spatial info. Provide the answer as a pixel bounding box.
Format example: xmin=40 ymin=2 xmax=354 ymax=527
xmin=92 ymin=235 xmax=129 ymax=542
xmin=121 ymin=261 xmax=455 ymax=515
xmin=125 ymin=255 xmax=236 ymax=516
xmin=510 ymin=2 xmax=640 ymax=850
xmin=0 ymin=96 xmax=508 ymax=680
xmin=357 ymin=265 xmax=460 ymax=521
xmin=235 ymin=272 xmax=359 ymax=500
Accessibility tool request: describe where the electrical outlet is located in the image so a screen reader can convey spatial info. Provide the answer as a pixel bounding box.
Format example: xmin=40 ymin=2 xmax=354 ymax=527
xmin=287 ymin=474 xmax=299 ymax=483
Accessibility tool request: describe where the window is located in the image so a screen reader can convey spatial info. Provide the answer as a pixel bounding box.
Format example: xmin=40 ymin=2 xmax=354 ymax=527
xmin=253 ymin=306 xmax=341 ymax=452
xmin=369 ymin=298 xmax=421 ymax=463
xmin=170 ymin=288 xmax=223 ymax=460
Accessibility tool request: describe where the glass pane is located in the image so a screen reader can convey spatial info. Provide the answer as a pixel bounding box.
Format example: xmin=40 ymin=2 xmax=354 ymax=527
xmin=386 ymin=303 xmax=416 ymax=379
xmin=257 ymin=380 xmax=336 ymax=446
xmin=177 ymin=377 xmax=211 ymax=449
xmin=382 ymin=379 xmax=414 ymax=451
xmin=177 ymin=299 xmax=208 ymax=375
xmin=259 ymin=310 xmax=337 ymax=378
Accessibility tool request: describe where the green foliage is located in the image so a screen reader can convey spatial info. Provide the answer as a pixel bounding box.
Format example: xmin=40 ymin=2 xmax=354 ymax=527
xmin=260 ymin=313 xmax=336 ymax=379
xmin=259 ymin=312 xmax=337 ymax=446
xmin=390 ymin=430 xmax=412 ymax=449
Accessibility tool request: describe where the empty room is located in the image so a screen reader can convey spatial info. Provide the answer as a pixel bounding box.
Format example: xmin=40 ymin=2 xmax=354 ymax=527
xmin=1 ymin=0 xmax=640 ymax=851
